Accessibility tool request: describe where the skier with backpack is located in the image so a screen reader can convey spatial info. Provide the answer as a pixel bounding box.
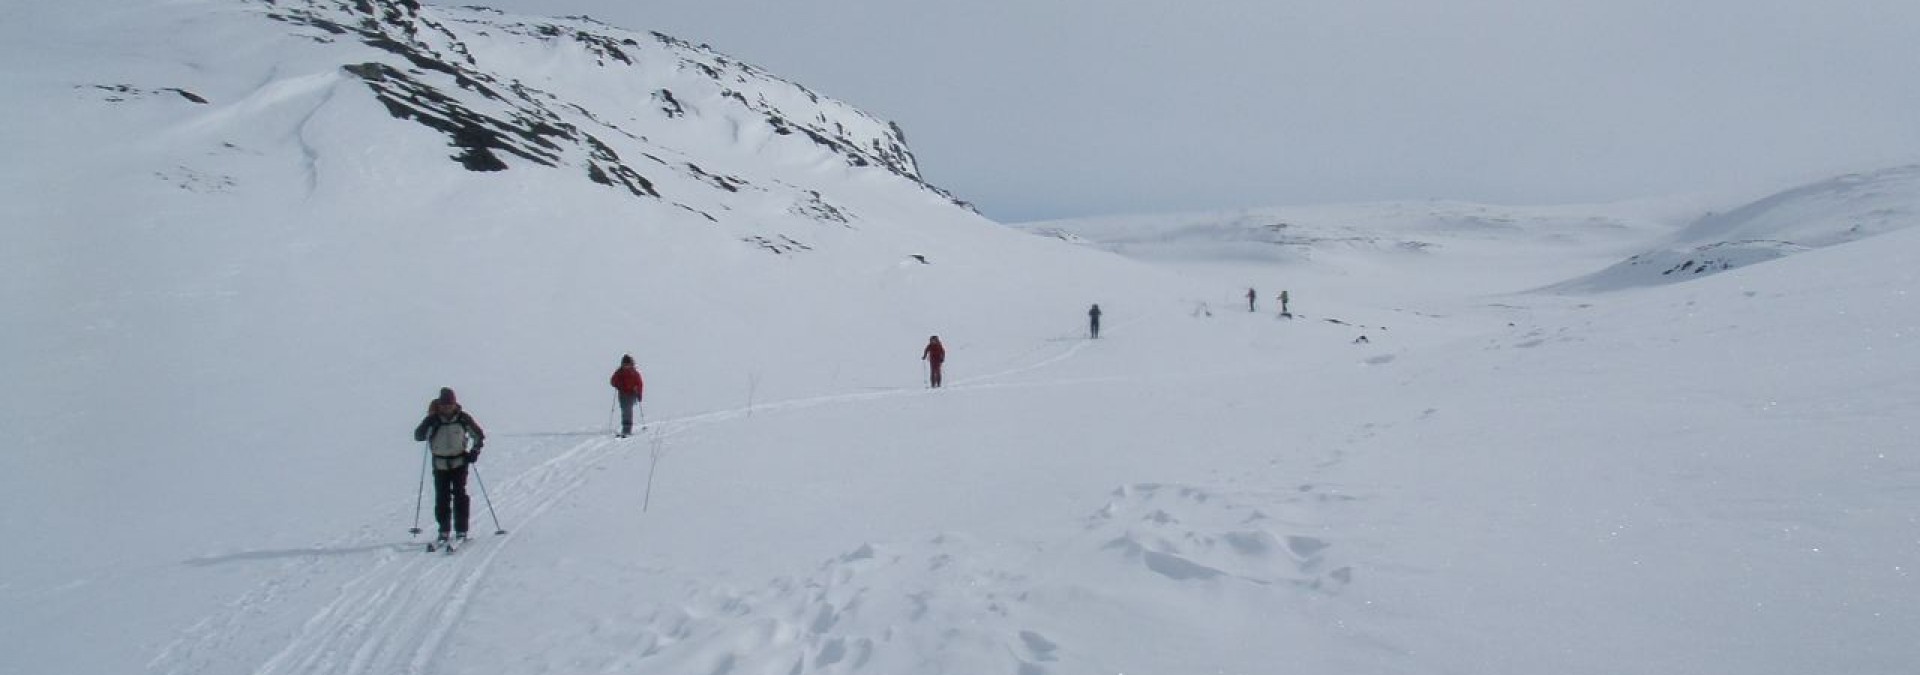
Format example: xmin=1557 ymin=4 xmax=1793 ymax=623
xmin=412 ymin=387 xmax=484 ymax=549
xmin=921 ymin=335 xmax=945 ymax=388
xmin=609 ymin=354 xmax=645 ymax=437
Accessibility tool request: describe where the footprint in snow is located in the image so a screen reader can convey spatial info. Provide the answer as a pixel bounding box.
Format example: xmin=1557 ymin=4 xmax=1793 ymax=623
xmin=1084 ymin=483 xmax=1352 ymax=590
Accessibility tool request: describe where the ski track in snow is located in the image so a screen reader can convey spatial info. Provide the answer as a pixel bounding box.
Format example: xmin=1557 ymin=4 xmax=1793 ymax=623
xmin=148 ymin=336 xmax=1101 ymax=675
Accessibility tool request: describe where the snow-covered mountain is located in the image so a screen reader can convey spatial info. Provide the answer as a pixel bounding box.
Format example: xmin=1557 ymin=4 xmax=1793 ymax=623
xmin=1020 ymin=165 xmax=1920 ymax=300
xmin=2 ymin=3 xmax=1166 ymax=671
xmin=25 ymin=0 xmax=955 ymax=225
xmin=1016 ymin=199 xmax=1688 ymax=307
xmin=7 ymin=2 xmax=1920 ymax=675
xmin=1 ymin=0 xmax=1154 ymax=473
xmin=1549 ymin=164 xmax=1920 ymax=292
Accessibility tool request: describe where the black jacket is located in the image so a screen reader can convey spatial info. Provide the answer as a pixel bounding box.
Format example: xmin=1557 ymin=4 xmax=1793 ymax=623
xmin=414 ymin=410 xmax=485 ymax=448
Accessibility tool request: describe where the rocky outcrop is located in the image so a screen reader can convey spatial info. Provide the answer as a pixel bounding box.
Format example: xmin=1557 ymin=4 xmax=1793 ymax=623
xmin=249 ymin=0 xmax=962 ymax=215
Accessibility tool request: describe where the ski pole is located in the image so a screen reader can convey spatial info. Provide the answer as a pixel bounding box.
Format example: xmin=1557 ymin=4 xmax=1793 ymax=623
xmin=470 ymin=465 xmax=508 ymax=535
xmin=642 ymin=433 xmax=664 ymax=512
xmin=608 ymin=397 xmax=617 ymax=435
xmin=409 ymin=443 xmax=429 ymax=535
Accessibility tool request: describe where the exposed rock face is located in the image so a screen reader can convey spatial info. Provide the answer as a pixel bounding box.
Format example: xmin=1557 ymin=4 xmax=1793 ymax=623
xmin=243 ymin=0 xmax=959 ymax=219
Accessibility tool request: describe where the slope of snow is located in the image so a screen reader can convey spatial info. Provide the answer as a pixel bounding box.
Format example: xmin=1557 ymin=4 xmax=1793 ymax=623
xmin=0 ymin=4 xmax=1173 ymax=671
xmin=6 ymin=2 xmax=1919 ymax=675
xmin=1550 ymin=164 xmax=1920 ymax=291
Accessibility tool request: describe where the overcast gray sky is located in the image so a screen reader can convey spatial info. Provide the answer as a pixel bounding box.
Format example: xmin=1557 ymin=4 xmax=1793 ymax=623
xmin=478 ymin=1 xmax=1920 ymax=222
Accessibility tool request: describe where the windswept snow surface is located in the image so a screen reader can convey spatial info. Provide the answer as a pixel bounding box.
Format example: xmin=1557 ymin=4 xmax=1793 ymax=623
xmin=1551 ymin=165 xmax=1920 ymax=292
xmin=5 ymin=2 xmax=1920 ymax=675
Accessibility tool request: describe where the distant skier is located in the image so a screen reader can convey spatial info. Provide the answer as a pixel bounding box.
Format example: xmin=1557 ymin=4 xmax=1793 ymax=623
xmin=1088 ymin=303 xmax=1103 ymax=339
xmin=609 ymin=354 xmax=645 ymax=438
xmin=921 ymin=335 xmax=946 ymax=388
xmin=412 ymin=388 xmax=485 ymax=547
xmin=1247 ymin=287 xmax=1257 ymax=312
xmin=1279 ymin=290 xmax=1291 ymax=317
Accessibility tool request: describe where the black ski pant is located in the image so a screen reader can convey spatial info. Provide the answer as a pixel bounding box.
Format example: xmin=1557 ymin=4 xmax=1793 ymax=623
xmin=432 ymin=464 xmax=471 ymax=535
xmin=618 ymin=392 xmax=639 ymax=434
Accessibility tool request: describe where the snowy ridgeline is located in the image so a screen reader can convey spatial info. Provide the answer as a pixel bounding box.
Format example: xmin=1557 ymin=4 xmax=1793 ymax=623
xmin=1019 ymin=164 xmax=1920 ymax=295
xmin=20 ymin=0 xmax=960 ymax=243
xmin=1548 ymin=164 xmax=1920 ymax=291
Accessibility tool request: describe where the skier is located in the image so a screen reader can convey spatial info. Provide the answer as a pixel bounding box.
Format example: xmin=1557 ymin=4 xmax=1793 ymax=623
xmin=1279 ymin=290 xmax=1291 ymax=317
xmin=1246 ymin=287 xmax=1257 ymax=312
xmin=921 ymin=335 xmax=945 ymax=388
xmin=609 ymin=354 xmax=645 ymax=438
xmin=1088 ymin=303 xmax=1103 ymax=339
xmin=412 ymin=388 xmax=484 ymax=547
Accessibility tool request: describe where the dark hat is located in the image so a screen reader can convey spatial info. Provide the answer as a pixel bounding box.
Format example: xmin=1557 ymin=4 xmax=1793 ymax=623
xmin=621 ymin=354 xmax=634 ymax=365
xmin=437 ymin=387 xmax=457 ymax=404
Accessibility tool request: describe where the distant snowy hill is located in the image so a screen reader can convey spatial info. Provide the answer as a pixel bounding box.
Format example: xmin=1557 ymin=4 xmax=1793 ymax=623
xmin=1019 ymin=200 xmax=1668 ymax=263
xmin=1015 ymin=200 xmax=1686 ymax=306
xmin=1017 ymin=166 xmax=1920 ymax=298
xmin=1548 ymin=165 xmax=1920 ymax=292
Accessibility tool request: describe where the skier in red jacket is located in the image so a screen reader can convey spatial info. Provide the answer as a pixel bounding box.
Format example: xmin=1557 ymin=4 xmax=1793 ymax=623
xmin=609 ymin=354 xmax=645 ymax=437
xmin=921 ymin=336 xmax=945 ymax=388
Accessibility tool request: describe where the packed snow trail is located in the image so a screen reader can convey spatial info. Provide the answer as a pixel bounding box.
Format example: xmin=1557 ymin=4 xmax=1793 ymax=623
xmin=148 ymin=335 xmax=1107 ymax=675
xmin=148 ymin=433 xmax=616 ymax=675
